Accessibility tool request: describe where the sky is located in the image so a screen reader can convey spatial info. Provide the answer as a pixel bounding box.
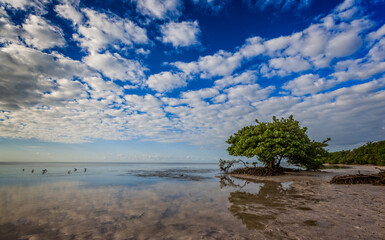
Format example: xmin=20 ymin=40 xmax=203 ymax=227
xmin=0 ymin=0 xmax=385 ymax=162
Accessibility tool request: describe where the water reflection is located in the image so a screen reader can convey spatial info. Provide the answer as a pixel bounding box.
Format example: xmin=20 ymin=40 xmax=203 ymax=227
xmin=0 ymin=174 xmax=317 ymax=240
xmin=0 ymin=181 xmax=257 ymax=240
xmin=220 ymin=175 xmax=312 ymax=231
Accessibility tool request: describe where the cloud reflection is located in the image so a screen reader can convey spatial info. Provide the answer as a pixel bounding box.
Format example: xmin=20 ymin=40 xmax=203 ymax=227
xmin=0 ymin=181 xmax=256 ymax=239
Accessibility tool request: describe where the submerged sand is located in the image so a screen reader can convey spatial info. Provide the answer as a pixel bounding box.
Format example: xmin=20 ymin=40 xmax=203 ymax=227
xmin=0 ymin=165 xmax=384 ymax=240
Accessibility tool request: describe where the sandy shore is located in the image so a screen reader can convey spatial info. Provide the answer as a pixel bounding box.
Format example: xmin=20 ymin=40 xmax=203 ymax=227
xmin=229 ymin=165 xmax=385 ymax=240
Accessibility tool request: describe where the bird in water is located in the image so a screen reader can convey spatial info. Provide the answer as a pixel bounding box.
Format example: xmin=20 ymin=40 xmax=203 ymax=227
xmin=22 ymin=169 xmax=25 ymax=172
xmin=68 ymin=170 xmax=71 ymax=174
xmin=31 ymin=169 xmax=34 ymax=173
xmin=74 ymin=168 xmax=77 ymax=172
xmin=42 ymin=169 xmax=48 ymax=174
xmin=84 ymin=168 xmax=87 ymax=173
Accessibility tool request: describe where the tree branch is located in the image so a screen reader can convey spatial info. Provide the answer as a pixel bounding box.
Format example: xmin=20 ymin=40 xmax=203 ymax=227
xmin=237 ymin=159 xmax=249 ymax=168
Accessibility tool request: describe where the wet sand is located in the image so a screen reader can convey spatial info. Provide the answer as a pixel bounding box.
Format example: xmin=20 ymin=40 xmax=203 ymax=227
xmin=229 ymin=165 xmax=385 ymax=240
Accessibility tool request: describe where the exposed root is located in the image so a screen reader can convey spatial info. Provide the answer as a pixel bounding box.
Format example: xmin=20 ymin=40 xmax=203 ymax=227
xmin=330 ymin=169 xmax=385 ymax=185
xmin=229 ymin=167 xmax=299 ymax=176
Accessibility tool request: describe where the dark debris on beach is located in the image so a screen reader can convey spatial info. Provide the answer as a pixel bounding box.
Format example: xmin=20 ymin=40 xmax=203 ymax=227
xmin=330 ymin=168 xmax=385 ymax=185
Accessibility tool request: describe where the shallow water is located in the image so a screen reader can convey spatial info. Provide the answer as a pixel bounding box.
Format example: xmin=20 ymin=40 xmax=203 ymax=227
xmin=0 ymin=163 xmax=384 ymax=240
xmin=0 ymin=162 xmax=293 ymax=239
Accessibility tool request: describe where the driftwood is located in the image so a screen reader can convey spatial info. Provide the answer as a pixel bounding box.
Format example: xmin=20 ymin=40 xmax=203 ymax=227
xmin=330 ymin=168 xmax=385 ymax=185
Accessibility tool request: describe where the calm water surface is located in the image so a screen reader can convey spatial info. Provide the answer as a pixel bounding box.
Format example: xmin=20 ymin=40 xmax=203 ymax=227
xmin=0 ymin=162 xmax=309 ymax=240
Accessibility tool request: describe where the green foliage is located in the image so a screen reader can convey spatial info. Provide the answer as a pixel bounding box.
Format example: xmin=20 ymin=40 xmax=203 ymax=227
xmin=324 ymin=140 xmax=385 ymax=166
xmin=226 ymin=115 xmax=329 ymax=170
xmin=288 ymin=139 xmax=330 ymax=170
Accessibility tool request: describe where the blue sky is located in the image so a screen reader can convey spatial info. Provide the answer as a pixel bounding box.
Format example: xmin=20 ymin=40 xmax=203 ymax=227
xmin=1 ymin=0 xmax=385 ymax=162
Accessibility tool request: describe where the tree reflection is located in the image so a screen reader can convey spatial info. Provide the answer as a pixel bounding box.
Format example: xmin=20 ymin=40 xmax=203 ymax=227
xmin=219 ymin=175 xmax=296 ymax=230
xmin=219 ymin=175 xmax=250 ymax=189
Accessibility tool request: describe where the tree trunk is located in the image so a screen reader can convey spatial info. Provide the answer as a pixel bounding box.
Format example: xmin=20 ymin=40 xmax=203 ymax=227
xmin=276 ymin=156 xmax=283 ymax=169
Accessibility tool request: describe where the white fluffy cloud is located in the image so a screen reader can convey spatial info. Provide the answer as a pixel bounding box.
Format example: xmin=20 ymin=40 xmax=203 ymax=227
xmin=268 ymin=55 xmax=312 ymax=76
xmin=238 ymin=36 xmax=265 ymax=59
xmin=74 ymin=8 xmax=148 ymax=53
xmin=22 ymin=15 xmax=66 ymax=50
xmin=0 ymin=9 xmax=66 ymax=50
xmin=43 ymin=78 xmax=87 ymax=102
xmin=0 ymin=7 xmax=20 ymax=44
xmin=264 ymin=34 xmax=299 ymax=55
xmin=172 ymin=50 xmax=243 ymax=78
xmin=368 ymin=37 xmax=385 ymax=62
xmin=326 ymin=31 xmax=363 ymax=58
xmin=55 ymin=3 xmax=150 ymax=85
xmin=0 ymin=0 xmax=51 ymax=14
xmin=198 ymin=51 xmax=243 ymax=78
xmin=282 ymin=74 xmax=337 ymax=96
xmin=55 ymin=3 xmax=83 ymax=25
xmin=181 ymin=88 xmax=219 ymax=101
xmin=134 ymin=0 xmax=182 ymax=20
xmin=0 ymin=0 xmax=32 ymax=9
xmin=368 ymin=24 xmax=385 ymax=41
xmin=214 ymin=70 xmax=258 ymax=89
xmin=334 ymin=60 xmax=385 ymax=83
xmin=290 ymin=78 xmax=385 ymax=146
xmin=160 ymin=21 xmax=200 ymax=48
xmin=299 ymin=26 xmax=328 ymax=57
xmin=147 ymin=72 xmax=187 ymax=92
xmin=0 ymin=43 xmax=171 ymax=143
xmin=83 ymin=52 xmax=147 ymax=84
xmin=226 ymin=84 xmax=275 ymax=103
xmin=0 ymin=43 xmax=91 ymax=110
